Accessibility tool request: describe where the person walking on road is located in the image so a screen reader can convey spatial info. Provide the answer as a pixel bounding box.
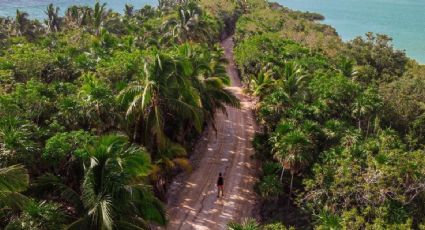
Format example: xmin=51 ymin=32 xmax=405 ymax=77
xmin=217 ymin=172 xmax=224 ymax=198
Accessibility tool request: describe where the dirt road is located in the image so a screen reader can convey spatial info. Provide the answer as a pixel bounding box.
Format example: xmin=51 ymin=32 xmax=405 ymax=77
xmin=164 ymin=36 xmax=258 ymax=230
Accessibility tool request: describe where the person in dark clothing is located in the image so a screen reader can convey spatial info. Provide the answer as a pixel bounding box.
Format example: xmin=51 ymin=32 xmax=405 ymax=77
xmin=217 ymin=172 xmax=224 ymax=198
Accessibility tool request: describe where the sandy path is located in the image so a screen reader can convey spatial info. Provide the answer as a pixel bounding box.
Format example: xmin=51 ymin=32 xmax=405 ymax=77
xmin=163 ymin=36 xmax=258 ymax=230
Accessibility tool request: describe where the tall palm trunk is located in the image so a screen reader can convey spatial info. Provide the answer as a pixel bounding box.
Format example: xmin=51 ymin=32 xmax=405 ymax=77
xmin=280 ymin=167 xmax=285 ymax=181
xmin=288 ymin=171 xmax=294 ymax=206
xmin=366 ymin=116 xmax=371 ymax=138
xmin=133 ymin=115 xmax=142 ymax=142
xmin=358 ymin=119 xmax=361 ymax=130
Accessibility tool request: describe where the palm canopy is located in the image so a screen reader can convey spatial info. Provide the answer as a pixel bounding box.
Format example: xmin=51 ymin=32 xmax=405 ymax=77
xmin=119 ymin=44 xmax=239 ymax=150
xmin=119 ymin=50 xmax=200 ymax=148
xmin=162 ymin=1 xmax=217 ymax=44
xmin=93 ymin=1 xmax=108 ymax=35
xmin=271 ymin=123 xmax=312 ymax=174
xmin=63 ymin=2 xmax=108 ymax=34
xmin=67 ymin=134 xmax=165 ymax=230
xmin=124 ymin=4 xmax=134 ymax=18
xmin=178 ymin=44 xmax=240 ymax=119
xmin=44 ymin=4 xmax=61 ymax=32
xmin=15 ymin=10 xmax=29 ymax=36
xmin=270 ymin=124 xmax=313 ymax=200
xmin=0 ymin=164 xmax=30 ymax=210
xmin=276 ymin=61 xmax=308 ymax=101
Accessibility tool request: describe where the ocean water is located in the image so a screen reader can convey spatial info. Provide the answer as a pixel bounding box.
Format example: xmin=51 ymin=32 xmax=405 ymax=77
xmin=0 ymin=0 xmax=157 ymax=19
xmin=277 ymin=0 xmax=425 ymax=63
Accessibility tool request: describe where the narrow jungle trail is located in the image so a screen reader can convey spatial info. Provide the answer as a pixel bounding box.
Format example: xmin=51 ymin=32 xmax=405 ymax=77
xmin=163 ymin=36 xmax=258 ymax=230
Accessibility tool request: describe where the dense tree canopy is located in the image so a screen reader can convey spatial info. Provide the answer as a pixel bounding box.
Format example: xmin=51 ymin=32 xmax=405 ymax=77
xmin=0 ymin=0 xmax=239 ymax=228
xmin=230 ymin=0 xmax=425 ymax=229
xmin=1 ymin=0 xmax=425 ymax=229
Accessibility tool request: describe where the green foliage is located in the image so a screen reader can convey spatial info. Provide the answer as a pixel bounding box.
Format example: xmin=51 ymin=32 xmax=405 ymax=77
xmin=118 ymin=43 xmax=238 ymax=150
xmin=45 ymin=4 xmax=61 ymax=33
xmin=379 ymin=73 xmax=425 ymax=147
xmin=6 ymin=200 xmax=66 ymax=230
xmin=1 ymin=0 xmax=424 ymax=228
xmin=2 ymin=43 xmax=52 ymax=82
xmin=262 ymin=162 xmax=281 ymax=176
xmin=66 ymin=134 xmax=166 ymax=229
xmin=162 ymin=1 xmax=220 ymax=45
xmin=315 ymin=208 xmax=342 ymax=230
xmin=0 ymin=1 xmax=237 ymax=228
xmin=228 ymin=218 xmax=260 ymax=230
xmin=0 ymin=165 xmax=29 ymax=210
xmin=0 ymin=116 xmax=36 ymax=164
xmin=234 ymin=0 xmax=425 ymax=228
xmin=262 ymin=223 xmax=291 ymax=230
xmin=345 ymin=33 xmax=408 ymax=83
xmin=228 ymin=219 xmax=293 ymax=230
xmin=43 ymin=130 xmax=93 ymax=163
xmin=258 ymin=175 xmax=283 ymax=199
xmin=235 ymin=0 xmax=341 ymax=57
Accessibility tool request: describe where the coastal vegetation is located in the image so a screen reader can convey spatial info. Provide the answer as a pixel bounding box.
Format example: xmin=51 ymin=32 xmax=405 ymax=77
xmin=0 ymin=1 xmax=238 ymax=229
xmin=230 ymin=0 xmax=425 ymax=229
xmin=1 ymin=0 xmax=425 ymax=229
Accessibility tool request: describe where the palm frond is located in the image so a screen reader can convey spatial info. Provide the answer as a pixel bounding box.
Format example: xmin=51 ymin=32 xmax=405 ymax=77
xmin=0 ymin=164 xmax=29 ymax=193
xmin=35 ymin=173 xmax=84 ymax=212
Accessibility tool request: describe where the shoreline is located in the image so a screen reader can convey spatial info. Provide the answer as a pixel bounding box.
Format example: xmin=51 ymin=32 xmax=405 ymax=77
xmin=274 ymin=0 xmax=425 ymax=64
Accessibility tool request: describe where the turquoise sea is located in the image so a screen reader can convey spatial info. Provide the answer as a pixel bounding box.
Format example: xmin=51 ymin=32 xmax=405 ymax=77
xmin=277 ymin=0 xmax=425 ymax=63
xmin=0 ymin=0 xmax=157 ymax=19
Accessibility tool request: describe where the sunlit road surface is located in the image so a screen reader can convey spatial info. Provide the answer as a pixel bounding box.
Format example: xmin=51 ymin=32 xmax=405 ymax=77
xmin=164 ymin=36 xmax=258 ymax=230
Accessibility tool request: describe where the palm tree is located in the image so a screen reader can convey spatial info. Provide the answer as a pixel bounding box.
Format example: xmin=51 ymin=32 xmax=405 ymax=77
xmin=124 ymin=4 xmax=134 ymax=18
xmin=93 ymin=1 xmax=108 ymax=36
xmin=64 ymin=6 xmax=80 ymax=27
xmin=67 ymin=134 xmax=166 ymax=230
xmin=135 ymin=5 xmax=157 ymax=21
xmin=64 ymin=6 xmax=91 ymax=28
xmin=162 ymin=2 xmax=212 ymax=44
xmin=271 ymin=129 xmax=312 ymax=204
xmin=178 ymin=44 xmax=239 ymax=131
xmin=118 ymin=51 xmax=204 ymax=149
xmin=119 ymin=45 xmax=239 ymax=195
xmin=250 ymin=70 xmax=275 ymax=97
xmin=0 ymin=164 xmax=29 ymax=211
xmin=14 ymin=10 xmax=29 ymax=36
xmin=352 ymin=87 xmax=381 ymax=134
xmin=338 ymin=57 xmax=358 ymax=78
xmin=270 ymin=121 xmax=294 ymax=181
xmin=45 ymin=4 xmax=61 ymax=33
xmin=277 ymin=62 xmax=308 ymax=101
